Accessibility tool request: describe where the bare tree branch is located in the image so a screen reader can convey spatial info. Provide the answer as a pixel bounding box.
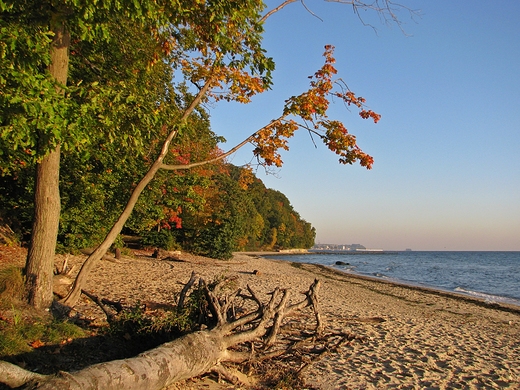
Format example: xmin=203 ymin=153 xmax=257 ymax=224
xmin=159 ymin=116 xmax=286 ymax=171
xmin=177 ymin=271 xmax=198 ymax=310
xmin=261 ymin=0 xmax=298 ymax=23
xmin=325 ymin=0 xmax=419 ymax=34
xmin=301 ymin=0 xmax=324 ymax=22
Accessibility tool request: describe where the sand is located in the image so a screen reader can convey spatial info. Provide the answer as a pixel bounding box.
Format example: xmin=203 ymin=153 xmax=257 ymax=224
xmin=59 ymin=250 xmax=520 ymax=389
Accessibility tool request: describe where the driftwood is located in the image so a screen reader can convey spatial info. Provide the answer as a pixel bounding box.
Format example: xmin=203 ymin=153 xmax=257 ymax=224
xmin=80 ymin=248 xmax=122 ymax=263
xmin=152 ymin=248 xmax=184 ymax=262
xmin=0 ymin=276 xmax=323 ymax=389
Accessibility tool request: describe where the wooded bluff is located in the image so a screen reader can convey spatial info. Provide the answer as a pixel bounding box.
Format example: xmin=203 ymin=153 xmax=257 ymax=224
xmin=0 ymin=161 xmax=315 ymax=259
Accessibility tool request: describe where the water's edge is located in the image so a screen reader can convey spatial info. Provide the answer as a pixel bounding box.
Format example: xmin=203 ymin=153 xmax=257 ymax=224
xmin=246 ymin=252 xmax=520 ymax=312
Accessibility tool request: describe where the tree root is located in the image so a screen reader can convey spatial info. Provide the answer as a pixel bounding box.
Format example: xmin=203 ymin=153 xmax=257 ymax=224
xmin=0 ymin=277 xmax=328 ymax=389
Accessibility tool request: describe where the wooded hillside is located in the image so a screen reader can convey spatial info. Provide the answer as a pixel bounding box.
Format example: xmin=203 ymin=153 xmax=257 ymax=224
xmin=0 ymin=160 xmax=315 ymax=259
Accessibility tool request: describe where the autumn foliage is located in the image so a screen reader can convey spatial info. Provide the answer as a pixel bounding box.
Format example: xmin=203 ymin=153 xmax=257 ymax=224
xmin=252 ymin=45 xmax=379 ymax=169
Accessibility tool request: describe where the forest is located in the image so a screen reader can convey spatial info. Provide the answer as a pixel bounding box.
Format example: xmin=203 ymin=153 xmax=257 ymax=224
xmin=0 ymin=157 xmax=316 ymax=259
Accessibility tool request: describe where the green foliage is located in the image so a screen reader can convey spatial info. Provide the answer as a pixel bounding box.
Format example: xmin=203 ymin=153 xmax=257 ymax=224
xmin=0 ymin=168 xmax=35 ymax=243
xmin=141 ymin=230 xmax=181 ymax=251
xmin=0 ymin=0 xmax=311 ymax=258
xmin=0 ymin=159 xmax=315 ymax=256
xmin=238 ymin=171 xmax=316 ymax=251
xmin=0 ymin=16 xmax=77 ymax=174
xmin=172 ymin=165 xmax=315 ymax=258
xmin=146 ymin=309 xmax=194 ymax=334
xmin=190 ymin=222 xmax=238 ymax=260
xmin=0 ymin=0 xmax=274 ymax=175
xmin=107 ymin=304 xmax=153 ymax=336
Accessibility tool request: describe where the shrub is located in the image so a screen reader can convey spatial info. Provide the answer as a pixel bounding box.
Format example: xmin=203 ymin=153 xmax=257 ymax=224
xmin=141 ymin=230 xmax=181 ymax=251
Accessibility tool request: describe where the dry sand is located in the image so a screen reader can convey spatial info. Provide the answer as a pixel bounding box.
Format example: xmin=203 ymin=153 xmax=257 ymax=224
xmin=62 ymin=250 xmax=520 ymax=389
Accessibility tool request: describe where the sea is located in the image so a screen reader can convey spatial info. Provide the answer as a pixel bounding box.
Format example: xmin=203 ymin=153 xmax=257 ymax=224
xmin=265 ymin=251 xmax=520 ymax=306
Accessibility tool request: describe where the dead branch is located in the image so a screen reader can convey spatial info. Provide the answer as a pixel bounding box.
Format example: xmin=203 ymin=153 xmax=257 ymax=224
xmin=286 ymin=279 xmax=323 ymax=334
xmin=80 ymin=289 xmax=118 ymax=322
xmin=1 ymin=276 xmax=325 ymax=389
xmin=177 ymin=271 xmax=198 ymax=310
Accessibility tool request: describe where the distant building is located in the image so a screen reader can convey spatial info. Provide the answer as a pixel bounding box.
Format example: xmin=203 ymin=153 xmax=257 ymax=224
xmin=312 ymin=243 xmax=368 ymax=251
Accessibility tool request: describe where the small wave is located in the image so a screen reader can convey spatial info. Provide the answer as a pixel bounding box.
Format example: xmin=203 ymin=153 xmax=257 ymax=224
xmin=454 ymin=287 xmax=520 ymax=305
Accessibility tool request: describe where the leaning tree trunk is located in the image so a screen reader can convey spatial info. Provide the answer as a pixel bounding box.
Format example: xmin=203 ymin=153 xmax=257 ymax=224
xmin=60 ymin=78 xmax=213 ymax=307
xmin=60 ymin=151 xmax=170 ymax=307
xmin=25 ymin=18 xmax=70 ymax=310
xmin=1 ymin=279 xmax=322 ymax=389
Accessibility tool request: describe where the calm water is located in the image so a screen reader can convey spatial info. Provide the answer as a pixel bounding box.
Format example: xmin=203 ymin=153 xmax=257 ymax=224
xmin=266 ymin=251 xmax=520 ymax=306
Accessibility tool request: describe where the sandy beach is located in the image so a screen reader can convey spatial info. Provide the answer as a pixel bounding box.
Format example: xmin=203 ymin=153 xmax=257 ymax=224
xmin=57 ymin=250 xmax=520 ymax=389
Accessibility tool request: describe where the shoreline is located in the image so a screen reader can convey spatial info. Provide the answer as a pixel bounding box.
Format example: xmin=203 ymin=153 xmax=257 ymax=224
xmin=144 ymin=252 xmax=518 ymax=388
xmin=248 ymin=251 xmax=520 ymax=312
xmin=303 ymin=262 xmax=520 ymax=314
xmin=248 ymin=257 xmax=519 ymax=389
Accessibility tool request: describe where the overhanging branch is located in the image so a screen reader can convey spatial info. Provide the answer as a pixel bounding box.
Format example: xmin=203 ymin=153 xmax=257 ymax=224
xmin=159 ymin=117 xmax=285 ymax=171
xmin=160 ymin=134 xmax=254 ymax=171
xmin=261 ymin=0 xmax=298 ymax=23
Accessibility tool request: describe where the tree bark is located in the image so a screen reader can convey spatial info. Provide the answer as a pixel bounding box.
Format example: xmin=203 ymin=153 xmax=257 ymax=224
xmin=0 ymin=329 xmax=246 ymax=390
xmin=25 ymin=19 xmax=70 ymax=310
xmin=0 ymin=331 xmax=227 ymax=389
xmin=25 ymin=148 xmax=61 ymax=309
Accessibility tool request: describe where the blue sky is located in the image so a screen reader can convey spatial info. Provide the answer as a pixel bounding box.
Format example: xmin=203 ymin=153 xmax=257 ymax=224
xmin=210 ymin=1 xmax=520 ymax=251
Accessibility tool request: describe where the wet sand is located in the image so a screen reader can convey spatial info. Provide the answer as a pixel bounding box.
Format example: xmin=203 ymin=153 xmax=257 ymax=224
xmin=68 ymin=251 xmax=520 ymax=389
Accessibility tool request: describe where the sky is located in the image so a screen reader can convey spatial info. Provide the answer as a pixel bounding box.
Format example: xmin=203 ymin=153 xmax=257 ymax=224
xmin=209 ymin=0 xmax=520 ymax=251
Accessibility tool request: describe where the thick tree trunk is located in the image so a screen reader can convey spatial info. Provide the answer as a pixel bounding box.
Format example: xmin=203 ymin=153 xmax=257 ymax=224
xmin=25 ymin=148 xmax=61 ymax=309
xmin=25 ymin=20 xmax=70 ymax=309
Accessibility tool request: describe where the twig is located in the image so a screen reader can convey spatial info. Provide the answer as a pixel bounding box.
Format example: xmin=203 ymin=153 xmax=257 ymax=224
xmin=81 ymin=289 xmax=117 ymax=322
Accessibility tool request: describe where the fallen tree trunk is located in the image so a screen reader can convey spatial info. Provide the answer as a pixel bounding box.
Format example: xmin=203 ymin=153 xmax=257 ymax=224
xmin=0 ymin=278 xmax=322 ymax=389
xmin=0 ymin=331 xmax=227 ymax=389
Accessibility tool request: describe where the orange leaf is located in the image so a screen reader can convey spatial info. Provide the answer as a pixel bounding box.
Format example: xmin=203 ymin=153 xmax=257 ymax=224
xmin=30 ymin=340 xmax=45 ymax=349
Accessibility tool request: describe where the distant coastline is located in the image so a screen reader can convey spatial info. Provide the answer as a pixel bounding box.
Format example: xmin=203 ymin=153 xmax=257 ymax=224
xmin=309 ymin=249 xmax=399 ymax=255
